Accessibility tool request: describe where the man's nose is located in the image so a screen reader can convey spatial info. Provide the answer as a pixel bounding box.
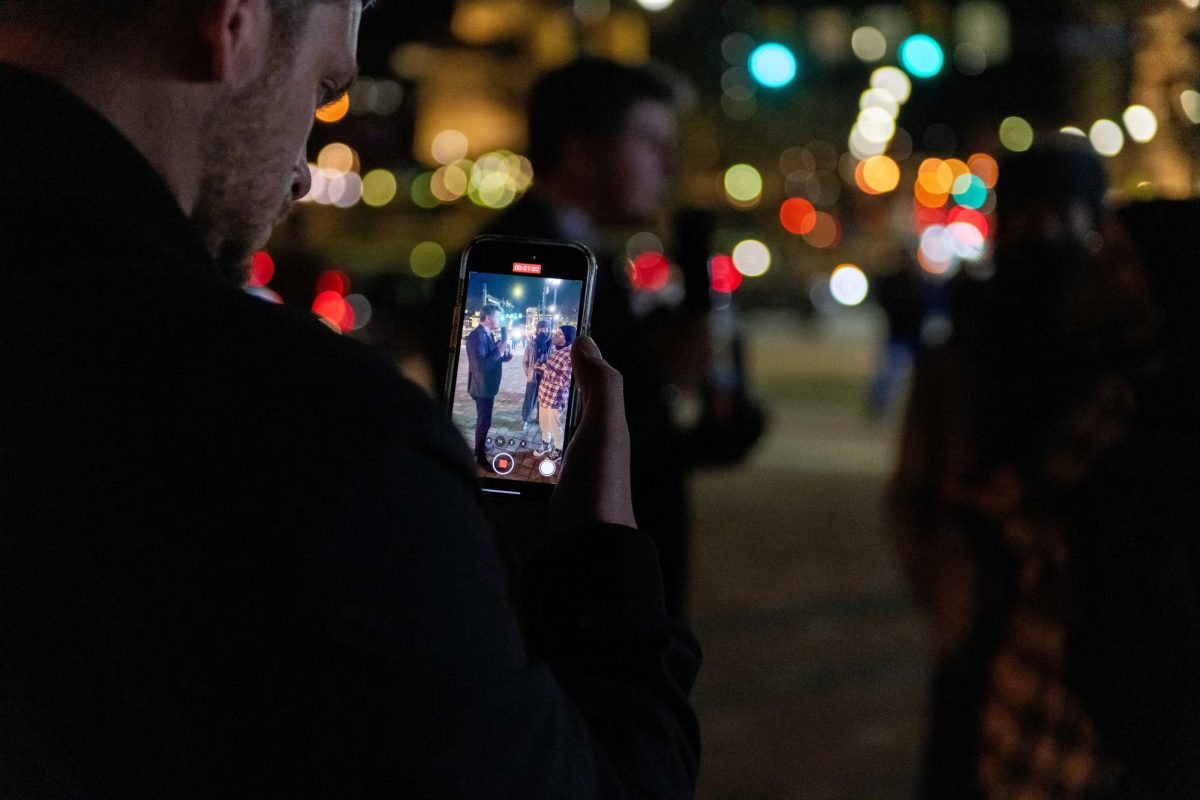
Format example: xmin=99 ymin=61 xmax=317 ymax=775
xmin=291 ymin=157 xmax=312 ymax=202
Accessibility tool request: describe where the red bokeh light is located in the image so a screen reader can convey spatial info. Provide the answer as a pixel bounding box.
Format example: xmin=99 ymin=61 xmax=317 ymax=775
xmin=248 ymin=251 xmax=275 ymax=288
xmin=780 ymin=198 xmax=817 ymax=235
xmin=312 ymin=290 xmax=355 ymax=331
xmin=710 ymin=254 xmax=743 ymax=293
xmin=947 ymin=206 xmax=990 ymax=239
xmin=629 ymin=252 xmax=671 ymax=292
xmin=316 ymin=269 xmax=350 ymax=296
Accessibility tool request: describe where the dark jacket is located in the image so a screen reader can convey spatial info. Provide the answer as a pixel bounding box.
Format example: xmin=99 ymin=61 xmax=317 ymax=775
xmin=0 ymin=63 xmax=700 ymax=799
xmin=465 ymin=323 xmax=508 ymax=398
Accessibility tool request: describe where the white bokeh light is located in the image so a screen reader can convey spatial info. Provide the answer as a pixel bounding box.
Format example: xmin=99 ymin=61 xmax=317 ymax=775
xmin=829 ymin=265 xmax=869 ymax=306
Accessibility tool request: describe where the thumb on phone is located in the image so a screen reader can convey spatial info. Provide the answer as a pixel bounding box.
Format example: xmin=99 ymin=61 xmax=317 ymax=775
xmin=552 ymin=335 xmax=636 ymax=530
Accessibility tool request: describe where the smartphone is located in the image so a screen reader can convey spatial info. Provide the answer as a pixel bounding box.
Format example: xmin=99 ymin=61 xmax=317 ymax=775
xmin=445 ymin=235 xmax=597 ymax=502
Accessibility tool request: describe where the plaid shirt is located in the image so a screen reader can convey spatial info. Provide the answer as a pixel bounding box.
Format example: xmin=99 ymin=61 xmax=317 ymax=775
xmin=536 ymin=345 xmax=572 ymax=410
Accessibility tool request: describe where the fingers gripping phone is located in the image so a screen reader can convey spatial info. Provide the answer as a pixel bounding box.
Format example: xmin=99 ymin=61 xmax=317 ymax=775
xmin=445 ymin=235 xmax=597 ymax=502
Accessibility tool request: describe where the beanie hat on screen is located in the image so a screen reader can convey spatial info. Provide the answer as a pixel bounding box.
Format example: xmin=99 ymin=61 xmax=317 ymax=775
xmin=559 ymin=325 xmax=577 ymax=346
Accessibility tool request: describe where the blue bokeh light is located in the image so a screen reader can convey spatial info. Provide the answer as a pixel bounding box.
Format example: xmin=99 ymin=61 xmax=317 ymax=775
xmin=900 ymin=35 xmax=944 ymax=79
xmin=749 ymin=43 xmax=798 ymax=88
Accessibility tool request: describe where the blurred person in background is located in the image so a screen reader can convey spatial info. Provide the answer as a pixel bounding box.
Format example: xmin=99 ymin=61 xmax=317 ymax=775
xmin=887 ymin=136 xmax=1199 ymax=798
xmin=432 ymin=56 xmax=715 ymax=619
xmin=0 ymin=1 xmax=702 ymax=796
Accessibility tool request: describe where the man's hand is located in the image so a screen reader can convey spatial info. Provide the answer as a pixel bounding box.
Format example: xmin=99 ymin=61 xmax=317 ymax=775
xmin=551 ymin=336 xmax=636 ymax=530
xmin=498 ymin=341 xmax=510 ymax=358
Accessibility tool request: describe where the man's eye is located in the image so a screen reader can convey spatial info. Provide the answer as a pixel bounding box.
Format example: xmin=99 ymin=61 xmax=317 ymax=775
xmin=319 ymin=90 xmax=346 ymax=111
xmin=315 ymin=91 xmax=351 ymax=122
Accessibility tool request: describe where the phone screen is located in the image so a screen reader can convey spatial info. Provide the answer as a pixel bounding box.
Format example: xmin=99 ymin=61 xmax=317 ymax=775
xmin=446 ymin=237 xmax=594 ymax=500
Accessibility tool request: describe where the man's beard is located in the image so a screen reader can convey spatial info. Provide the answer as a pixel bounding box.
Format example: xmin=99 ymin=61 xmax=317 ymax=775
xmin=192 ymin=63 xmax=296 ymax=285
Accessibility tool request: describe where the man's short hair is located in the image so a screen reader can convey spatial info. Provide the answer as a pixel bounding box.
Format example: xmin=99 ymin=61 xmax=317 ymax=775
xmin=481 ymin=304 xmax=501 ymax=320
xmin=526 ymin=57 xmax=675 ymax=174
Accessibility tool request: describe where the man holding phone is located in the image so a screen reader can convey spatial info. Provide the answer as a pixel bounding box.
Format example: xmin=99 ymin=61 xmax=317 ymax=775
xmin=0 ymin=2 xmax=700 ymax=797
xmin=466 ymin=303 xmax=513 ymax=469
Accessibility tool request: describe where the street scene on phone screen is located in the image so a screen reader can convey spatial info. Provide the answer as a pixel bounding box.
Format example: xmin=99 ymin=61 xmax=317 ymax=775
xmin=451 ymin=271 xmax=583 ymax=483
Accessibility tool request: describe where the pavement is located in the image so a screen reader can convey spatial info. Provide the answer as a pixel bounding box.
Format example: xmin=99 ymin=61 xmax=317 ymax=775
xmin=450 ymin=337 xmax=562 ymax=484
xmin=689 ymin=309 xmax=930 ymax=800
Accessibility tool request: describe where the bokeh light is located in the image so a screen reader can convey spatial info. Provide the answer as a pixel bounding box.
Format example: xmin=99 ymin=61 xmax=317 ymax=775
xmin=411 ymin=172 xmax=439 ymax=209
xmin=317 ymin=143 xmax=358 ymax=175
xmin=1122 ymin=105 xmax=1158 ymax=143
xmin=967 ymin=153 xmax=999 ymax=188
xmin=748 ymin=43 xmax=798 ymax=88
xmin=316 ymin=269 xmax=349 ymax=296
xmin=1089 ymin=119 xmax=1125 ymax=157
xmin=330 ymin=172 xmax=363 ymax=208
xmin=857 ymin=155 xmax=901 ymax=194
xmin=947 ymin=221 xmax=986 ymax=260
xmin=918 ymin=159 xmax=955 ymax=195
xmin=630 ymin=252 xmax=671 ymax=291
xmin=952 ymin=174 xmax=987 ymax=209
xmin=851 ymin=27 xmax=887 ymax=62
xmin=732 ymin=239 xmax=772 ymax=276
xmin=998 ymin=116 xmax=1034 ymax=152
xmin=899 ymin=34 xmax=944 ymax=78
xmin=710 ymin=254 xmax=743 ymax=293
xmin=954 ymin=43 xmax=987 ymax=76
xmin=315 ymin=93 xmax=350 ymax=124
xmin=626 ymin=231 xmax=664 ymax=259
xmin=344 ymin=294 xmax=373 ymax=331
xmin=857 ymin=107 xmax=896 ymax=143
xmin=948 ymin=206 xmax=990 ymax=238
xmin=431 ymin=130 xmax=470 ymax=165
xmin=780 ymin=197 xmax=818 ymax=235
xmin=803 ymin=213 xmax=841 ymax=248
xmin=362 ymin=169 xmax=398 ymax=207
xmin=410 ymin=242 xmax=447 ymax=278
xmin=1181 ymin=90 xmax=1200 ymax=124
xmin=313 ymin=290 xmax=353 ymax=331
xmin=248 ymin=251 xmax=274 ymax=288
xmin=431 ymin=165 xmax=469 ymax=202
xmin=870 ymin=66 xmax=912 ymax=103
xmin=635 ymin=0 xmax=675 ymax=9
xmin=860 ymin=88 xmax=900 ymax=118
xmin=724 ymin=163 xmax=764 ymax=206
xmin=830 ymin=264 xmax=869 ymax=306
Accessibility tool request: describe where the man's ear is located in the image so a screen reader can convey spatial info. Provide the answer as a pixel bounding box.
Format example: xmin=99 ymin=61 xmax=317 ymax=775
xmin=190 ymin=0 xmax=273 ymax=86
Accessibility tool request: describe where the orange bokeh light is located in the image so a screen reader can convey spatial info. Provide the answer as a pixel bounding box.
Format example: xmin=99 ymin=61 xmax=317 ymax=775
xmin=968 ymin=153 xmax=1000 ymax=188
xmin=914 ymin=179 xmax=949 ymax=209
xmin=803 ymin=212 xmax=842 ymax=249
xmin=780 ymin=198 xmax=818 ymax=235
xmin=860 ymin=155 xmax=901 ymax=194
xmin=917 ymin=158 xmax=955 ymax=195
xmin=315 ymin=93 xmax=350 ymax=124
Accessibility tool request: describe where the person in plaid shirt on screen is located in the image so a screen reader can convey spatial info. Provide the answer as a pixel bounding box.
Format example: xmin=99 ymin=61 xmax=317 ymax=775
xmin=534 ymin=325 xmax=576 ymax=459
